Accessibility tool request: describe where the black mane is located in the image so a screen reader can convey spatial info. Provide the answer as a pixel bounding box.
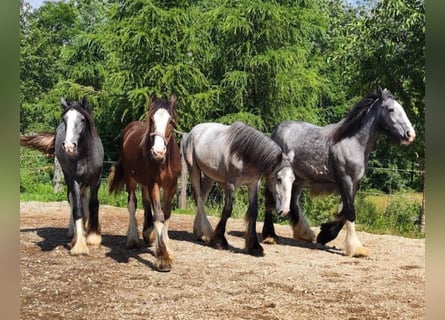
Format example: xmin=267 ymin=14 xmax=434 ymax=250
xmin=227 ymin=121 xmax=282 ymax=174
xmin=331 ymin=88 xmax=394 ymax=143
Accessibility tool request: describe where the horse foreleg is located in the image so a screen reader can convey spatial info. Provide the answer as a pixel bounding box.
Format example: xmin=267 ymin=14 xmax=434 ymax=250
xmin=345 ymin=220 xmax=368 ymax=257
xmin=209 ymin=182 xmax=234 ymax=250
xmin=151 ymin=183 xmax=173 ymax=272
xmin=69 ymin=183 xmax=89 ymax=255
xmin=245 ymin=182 xmax=263 ymax=256
xmin=126 ymin=188 xmax=141 ymax=249
xmin=262 ymin=186 xmax=278 ymax=244
xmin=317 ymin=184 xmax=368 ymax=257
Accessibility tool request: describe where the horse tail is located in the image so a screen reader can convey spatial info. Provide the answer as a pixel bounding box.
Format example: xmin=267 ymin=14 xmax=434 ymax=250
xmin=20 ymin=132 xmax=55 ymax=156
xmin=108 ymin=160 xmax=125 ymax=194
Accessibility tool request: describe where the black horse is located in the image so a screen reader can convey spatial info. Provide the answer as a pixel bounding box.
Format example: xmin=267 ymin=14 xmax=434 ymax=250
xmin=20 ymin=97 xmax=104 ymax=255
xmin=263 ymin=88 xmax=416 ymax=257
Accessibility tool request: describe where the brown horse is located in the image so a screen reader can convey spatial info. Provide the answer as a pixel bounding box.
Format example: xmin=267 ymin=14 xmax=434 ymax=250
xmin=108 ymin=94 xmax=181 ymax=272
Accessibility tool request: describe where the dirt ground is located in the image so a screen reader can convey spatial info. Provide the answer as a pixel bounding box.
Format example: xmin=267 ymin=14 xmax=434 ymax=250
xmin=20 ymin=201 xmax=425 ymax=320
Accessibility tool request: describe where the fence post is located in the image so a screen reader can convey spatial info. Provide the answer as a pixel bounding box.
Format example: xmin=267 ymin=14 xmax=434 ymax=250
xmin=419 ymin=172 xmax=425 ymax=233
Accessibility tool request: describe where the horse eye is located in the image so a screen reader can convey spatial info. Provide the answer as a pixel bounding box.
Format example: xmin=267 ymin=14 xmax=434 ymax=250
xmin=388 ymin=108 xmax=394 ymax=113
xmin=277 ymin=178 xmax=282 ymax=184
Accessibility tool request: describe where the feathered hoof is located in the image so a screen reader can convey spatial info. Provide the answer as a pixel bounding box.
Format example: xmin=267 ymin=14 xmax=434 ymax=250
xmin=345 ymin=244 xmax=369 ymax=258
xmin=69 ymin=239 xmax=90 ymax=256
xmin=209 ymin=236 xmax=229 ymax=250
xmin=247 ymin=244 xmax=264 ymax=257
xmin=126 ymin=238 xmax=142 ymax=250
xmin=262 ymin=236 xmax=278 ymax=245
xmin=293 ymin=228 xmax=316 ymax=243
xmin=86 ymin=233 xmax=102 ymax=247
xmin=193 ymin=231 xmax=212 ymax=243
xmin=156 ymin=257 xmax=173 ymax=272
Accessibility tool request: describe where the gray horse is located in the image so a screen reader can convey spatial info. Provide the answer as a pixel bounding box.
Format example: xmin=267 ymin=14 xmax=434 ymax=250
xmin=182 ymin=121 xmax=295 ymax=256
xmin=263 ymin=88 xmax=415 ymax=257
xmin=20 ymin=97 xmax=104 ymax=255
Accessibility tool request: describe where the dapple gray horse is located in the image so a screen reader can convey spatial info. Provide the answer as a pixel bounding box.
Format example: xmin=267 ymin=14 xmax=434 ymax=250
xmin=182 ymin=121 xmax=295 ymax=256
xmin=263 ymin=88 xmax=415 ymax=257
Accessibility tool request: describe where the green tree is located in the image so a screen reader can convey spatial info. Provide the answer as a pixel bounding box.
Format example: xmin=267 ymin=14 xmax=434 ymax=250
xmin=335 ymin=0 xmax=425 ymax=191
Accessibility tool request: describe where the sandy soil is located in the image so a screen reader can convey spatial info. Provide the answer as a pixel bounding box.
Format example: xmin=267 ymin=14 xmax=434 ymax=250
xmin=20 ymin=201 xmax=425 ymax=319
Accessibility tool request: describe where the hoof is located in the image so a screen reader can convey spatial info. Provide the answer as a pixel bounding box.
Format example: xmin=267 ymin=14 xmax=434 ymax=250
xmin=262 ymin=236 xmax=278 ymax=245
xmin=156 ymin=256 xmax=173 ymax=272
xmin=86 ymin=233 xmax=102 ymax=247
xmin=248 ymin=245 xmax=265 ymax=257
xmin=294 ymin=228 xmax=316 ymax=243
xmin=69 ymin=242 xmax=90 ymax=256
xmin=209 ymin=237 xmax=229 ymax=250
xmin=193 ymin=231 xmax=211 ymax=243
xmin=126 ymin=238 xmax=141 ymax=250
xmin=346 ymin=245 xmax=369 ymax=258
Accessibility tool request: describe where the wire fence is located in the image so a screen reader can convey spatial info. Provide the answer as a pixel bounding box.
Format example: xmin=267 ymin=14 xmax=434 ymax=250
xmin=20 ymin=150 xmax=425 ymax=203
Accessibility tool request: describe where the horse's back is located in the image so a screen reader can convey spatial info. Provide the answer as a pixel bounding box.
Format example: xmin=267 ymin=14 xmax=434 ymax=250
xmin=272 ymin=120 xmax=337 ymax=187
xmin=184 ymin=122 xmax=235 ymax=182
xmin=184 ymin=122 xmax=229 ymax=160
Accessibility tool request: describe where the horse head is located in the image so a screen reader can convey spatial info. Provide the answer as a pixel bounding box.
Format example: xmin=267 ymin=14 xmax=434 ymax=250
xmin=266 ymin=154 xmax=295 ymax=217
xmin=60 ymin=97 xmax=90 ymax=156
xmin=378 ymin=88 xmax=416 ymax=145
xmin=147 ymin=93 xmax=177 ymax=162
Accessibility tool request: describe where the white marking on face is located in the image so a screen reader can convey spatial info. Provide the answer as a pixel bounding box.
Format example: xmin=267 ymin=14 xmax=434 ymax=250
xmin=388 ymin=100 xmax=415 ymax=144
xmin=271 ymin=166 xmax=295 ymax=215
xmin=63 ymin=109 xmax=85 ymax=155
xmin=151 ymin=108 xmax=171 ymax=157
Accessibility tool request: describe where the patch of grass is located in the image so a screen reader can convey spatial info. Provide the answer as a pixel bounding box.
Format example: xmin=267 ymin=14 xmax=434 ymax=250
xmin=19 ymin=174 xmax=424 ymax=239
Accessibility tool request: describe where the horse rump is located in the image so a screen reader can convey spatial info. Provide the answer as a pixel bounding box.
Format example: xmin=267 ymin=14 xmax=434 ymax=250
xmin=20 ymin=132 xmax=55 ymax=156
xmin=108 ymin=160 xmax=125 ymax=194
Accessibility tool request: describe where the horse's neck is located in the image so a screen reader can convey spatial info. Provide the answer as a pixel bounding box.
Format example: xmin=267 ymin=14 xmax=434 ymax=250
xmin=352 ymin=110 xmax=381 ymax=161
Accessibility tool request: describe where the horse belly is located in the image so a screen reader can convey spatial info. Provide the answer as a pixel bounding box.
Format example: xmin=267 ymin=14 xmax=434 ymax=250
xmin=304 ymin=181 xmax=338 ymax=196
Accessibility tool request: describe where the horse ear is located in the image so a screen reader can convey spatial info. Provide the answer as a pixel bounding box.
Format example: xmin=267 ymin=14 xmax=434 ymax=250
xmin=81 ymin=96 xmax=92 ymax=113
xmin=60 ymin=97 xmax=69 ymax=110
xmin=150 ymin=93 xmax=157 ymax=105
xmin=170 ymin=94 xmax=177 ymax=106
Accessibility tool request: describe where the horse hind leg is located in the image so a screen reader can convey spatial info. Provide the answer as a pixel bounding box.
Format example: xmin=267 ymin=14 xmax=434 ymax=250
xmin=290 ymin=188 xmax=315 ymax=242
xmin=126 ymin=189 xmax=141 ymax=249
xmin=190 ymin=169 xmax=213 ymax=242
xmin=142 ymin=187 xmax=155 ymax=246
xmin=262 ymin=186 xmax=278 ymax=244
xmin=86 ymin=182 xmax=102 ymax=247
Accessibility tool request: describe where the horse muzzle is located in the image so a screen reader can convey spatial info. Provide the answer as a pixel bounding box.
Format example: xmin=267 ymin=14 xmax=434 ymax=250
xmin=150 ymin=147 xmax=166 ymax=161
xmin=401 ymin=129 xmax=416 ymax=145
xmin=278 ymin=209 xmax=290 ymax=218
xmin=63 ymin=142 xmax=77 ymax=156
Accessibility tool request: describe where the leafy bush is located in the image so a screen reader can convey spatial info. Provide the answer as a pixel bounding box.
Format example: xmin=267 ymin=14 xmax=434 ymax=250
xmin=20 ymin=148 xmax=54 ymax=193
xmin=355 ymin=193 xmax=423 ymax=238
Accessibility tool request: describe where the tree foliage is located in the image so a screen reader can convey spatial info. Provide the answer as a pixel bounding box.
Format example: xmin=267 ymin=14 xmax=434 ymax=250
xmin=20 ymin=0 xmax=425 ymax=192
